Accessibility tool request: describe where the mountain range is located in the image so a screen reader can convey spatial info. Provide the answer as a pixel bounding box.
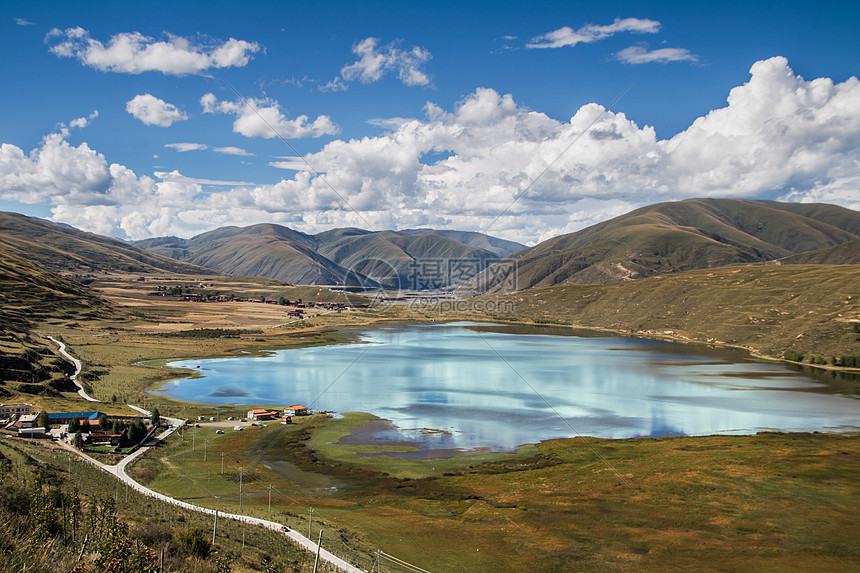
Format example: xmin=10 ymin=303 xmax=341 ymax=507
xmin=1 ymin=199 xmax=857 ymax=293
xmin=135 ymin=225 xmax=525 ymax=288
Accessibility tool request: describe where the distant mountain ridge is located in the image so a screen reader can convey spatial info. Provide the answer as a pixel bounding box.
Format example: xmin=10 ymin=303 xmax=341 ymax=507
xmin=0 ymin=212 xmax=210 ymax=275
xmin=397 ymin=229 xmax=525 ymax=258
xmin=5 ymin=199 xmax=856 ymax=292
xmin=472 ymin=198 xmax=860 ymax=293
xmin=137 ymin=225 xmax=524 ymax=288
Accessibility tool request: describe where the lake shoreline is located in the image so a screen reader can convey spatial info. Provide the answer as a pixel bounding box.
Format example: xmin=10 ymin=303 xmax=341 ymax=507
xmin=143 ymin=321 xmax=860 ymax=451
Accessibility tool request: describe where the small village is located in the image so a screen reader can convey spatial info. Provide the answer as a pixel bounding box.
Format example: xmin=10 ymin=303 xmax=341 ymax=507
xmin=146 ymin=286 xmax=364 ymax=315
xmin=1 ymin=402 xmax=313 ymax=451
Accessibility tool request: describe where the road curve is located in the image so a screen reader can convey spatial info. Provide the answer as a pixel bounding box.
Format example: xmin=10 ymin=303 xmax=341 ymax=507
xmin=47 ymin=336 xmax=100 ymax=402
xmin=59 ymin=410 xmax=365 ymax=573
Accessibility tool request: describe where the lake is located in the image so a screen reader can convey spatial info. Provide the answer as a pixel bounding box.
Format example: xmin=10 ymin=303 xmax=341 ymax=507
xmin=155 ymin=322 xmax=860 ymax=452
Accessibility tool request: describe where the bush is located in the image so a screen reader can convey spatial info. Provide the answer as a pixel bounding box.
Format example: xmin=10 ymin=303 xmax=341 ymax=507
xmin=783 ymin=350 xmax=804 ymax=362
xmin=175 ymin=527 xmax=211 ymax=558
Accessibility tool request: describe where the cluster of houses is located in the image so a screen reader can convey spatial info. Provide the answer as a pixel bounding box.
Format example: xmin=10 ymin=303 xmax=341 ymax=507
xmin=146 ymin=288 xmax=354 ymax=312
xmin=1 ymin=403 xmax=150 ymax=447
xmin=246 ymin=404 xmax=310 ymax=423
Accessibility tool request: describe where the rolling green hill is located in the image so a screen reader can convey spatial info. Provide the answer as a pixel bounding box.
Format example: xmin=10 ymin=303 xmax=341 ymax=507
xmin=474 ymin=198 xmax=860 ymax=293
xmin=0 ymin=212 xmax=210 ymax=275
xmin=0 ymin=248 xmax=114 ymax=399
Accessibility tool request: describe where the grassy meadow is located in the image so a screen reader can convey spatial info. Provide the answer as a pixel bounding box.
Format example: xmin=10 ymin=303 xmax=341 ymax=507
xmin=125 ymin=414 xmax=860 ymax=572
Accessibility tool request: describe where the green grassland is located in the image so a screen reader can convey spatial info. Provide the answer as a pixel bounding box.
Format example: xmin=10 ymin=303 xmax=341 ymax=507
xmin=125 ymin=414 xmax=860 ymax=572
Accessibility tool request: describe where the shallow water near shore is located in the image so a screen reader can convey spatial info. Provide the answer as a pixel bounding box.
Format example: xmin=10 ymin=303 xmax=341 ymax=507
xmin=155 ymin=322 xmax=860 ymax=452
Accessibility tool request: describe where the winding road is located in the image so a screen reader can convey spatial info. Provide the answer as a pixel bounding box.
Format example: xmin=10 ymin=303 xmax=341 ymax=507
xmin=46 ymin=338 xmax=364 ymax=570
xmin=59 ymin=406 xmax=364 ymax=572
xmin=47 ymin=336 xmax=99 ymax=402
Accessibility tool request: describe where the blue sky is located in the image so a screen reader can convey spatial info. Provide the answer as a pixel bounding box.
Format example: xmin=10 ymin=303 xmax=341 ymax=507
xmin=1 ymin=0 xmax=859 ymax=244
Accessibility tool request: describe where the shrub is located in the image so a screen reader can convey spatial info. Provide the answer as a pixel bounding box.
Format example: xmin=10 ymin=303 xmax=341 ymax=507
xmin=175 ymin=527 xmax=211 ymax=558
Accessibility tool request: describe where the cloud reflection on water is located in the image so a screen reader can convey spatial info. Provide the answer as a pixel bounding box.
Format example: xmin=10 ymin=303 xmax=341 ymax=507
xmin=159 ymin=322 xmax=860 ymax=450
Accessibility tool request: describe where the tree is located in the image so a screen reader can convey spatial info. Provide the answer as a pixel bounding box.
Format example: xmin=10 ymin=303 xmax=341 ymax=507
xmin=98 ymin=414 xmax=110 ymax=432
xmin=150 ymin=407 xmax=161 ymax=427
xmin=69 ymin=417 xmax=82 ymax=433
xmin=36 ymin=410 xmax=50 ymax=430
xmin=278 ymin=296 xmax=287 ymax=306
xmin=72 ymin=432 xmax=83 ymax=449
xmin=125 ymin=419 xmax=146 ymax=443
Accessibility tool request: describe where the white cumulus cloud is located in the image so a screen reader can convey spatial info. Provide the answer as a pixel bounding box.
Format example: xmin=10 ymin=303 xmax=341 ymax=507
xmin=201 ymin=93 xmax=339 ymax=139
xmin=46 ymin=27 xmax=261 ymax=75
xmin=69 ymin=110 xmax=99 ymax=129
xmin=325 ymin=37 xmax=432 ymax=90
xmin=2 ymin=58 xmax=858 ymax=245
xmin=126 ymin=94 xmax=188 ymax=127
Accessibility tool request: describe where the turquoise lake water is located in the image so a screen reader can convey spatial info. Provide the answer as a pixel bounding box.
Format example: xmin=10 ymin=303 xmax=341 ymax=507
xmin=156 ymin=322 xmax=860 ymax=452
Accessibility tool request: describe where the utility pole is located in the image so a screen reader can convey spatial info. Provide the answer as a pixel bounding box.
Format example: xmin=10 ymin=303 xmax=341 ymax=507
xmin=308 ymin=507 xmax=314 ymax=538
xmin=268 ymin=484 xmax=272 ymax=512
xmin=221 ymin=452 xmax=225 ymax=474
xmin=203 ymin=439 xmax=208 ymax=461
xmin=313 ymin=530 xmax=322 ymax=573
xmin=239 ymin=468 xmax=244 ymax=511
xmin=212 ymin=510 xmax=217 ymax=545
